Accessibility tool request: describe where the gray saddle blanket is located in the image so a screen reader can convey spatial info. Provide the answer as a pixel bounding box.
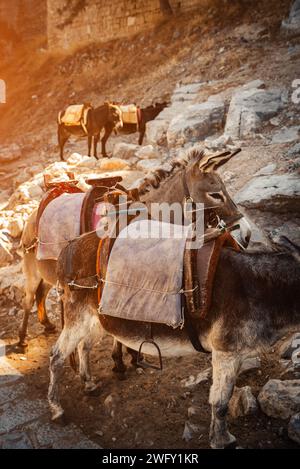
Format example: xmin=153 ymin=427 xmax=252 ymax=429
xmin=99 ymin=220 xmax=191 ymax=328
xmin=37 ymin=192 xmax=85 ymax=260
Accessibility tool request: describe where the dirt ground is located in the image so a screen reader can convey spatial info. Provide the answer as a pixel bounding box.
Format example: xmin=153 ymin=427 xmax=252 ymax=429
xmin=0 ymin=298 xmax=298 ymax=449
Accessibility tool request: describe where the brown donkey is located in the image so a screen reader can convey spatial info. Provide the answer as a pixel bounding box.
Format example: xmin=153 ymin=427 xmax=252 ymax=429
xmin=58 ymin=102 xmax=123 ymax=160
xmin=46 ymin=149 xmax=284 ymax=449
xmin=18 ymin=149 xmax=251 ymax=353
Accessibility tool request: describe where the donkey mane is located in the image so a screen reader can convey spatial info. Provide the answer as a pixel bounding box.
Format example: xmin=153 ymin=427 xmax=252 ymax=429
xmin=136 ymin=147 xmax=205 ymax=195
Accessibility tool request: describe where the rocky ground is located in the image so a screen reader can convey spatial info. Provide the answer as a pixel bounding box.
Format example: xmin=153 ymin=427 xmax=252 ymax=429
xmin=0 ymin=0 xmax=300 ymax=450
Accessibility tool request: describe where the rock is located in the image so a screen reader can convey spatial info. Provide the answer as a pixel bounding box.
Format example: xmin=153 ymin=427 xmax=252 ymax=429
xmin=0 ymin=432 xmax=34 ymax=449
xmin=172 ymin=82 xmax=203 ymax=103
xmin=182 ymin=420 xmax=201 ymax=442
xmin=205 ymin=134 xmax=233 ymax=151
xmin=229 ymin=386 xmax=257 ymax=418
xmin=258 ymin=379 xmax=300 ymax=419
xmin=146 ymin=119 xmax=169 ymax=146
xmin=254 ymin=163 xmax=277 ymax=176
xmin=167 ymin=96 xmax=225 ymax=147
xmin=286 ymin=143 xmax=300 ymax=158
xmin=136 ymin=159 xmax=162 ymax=172
xmin=181 ymin=367 xmax=211 ymax=388
xmin=235 ymin=174 xmax=300 ymax=213
xmin=270 ymin=117 xmax=280 ymax=126
xmin=0 ymin=144 xmax=22 ymax=163
xmin=0 ymin=262 xmax=24 ymax=303
xmin=282 ymin=0 xmax=300 ymax=36
xmin=99 ymin=158 xmax=130 ymax=171
xmin=224 ymin=83 xmax=283 ymax=139
xmin=0 ymin=232 xmax=13 ymax=267
xmin=112 ymin=143 xmax=139 ymax=160
xmin=67 ymin=152 xmax=87 ymax=165
xmin=7 ymin=216 xmax=24 ymax=238
xmin=239 ymin=356 xmax=261 ymax=374
xmin=280 ymin=333 xmax=300 ymax=359
xmin=135 ymin=145 xmax=160 ymax=160
xmin=288 ymin=413 xmax=300 ymax=444
xmin=272 ymin=126 xmax=300 ymax=144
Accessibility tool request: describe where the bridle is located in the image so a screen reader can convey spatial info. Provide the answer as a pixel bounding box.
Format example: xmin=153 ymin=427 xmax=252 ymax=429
xmin=182 ymin=172 xmax=243 ymax=237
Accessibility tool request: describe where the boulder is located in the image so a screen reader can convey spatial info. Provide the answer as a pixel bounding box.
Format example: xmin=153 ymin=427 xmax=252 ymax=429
xmin=172 ymin=82 xmax=203 ymax=103
xmin=135 ymin=145 xmax=160 ymax=160
xmin=136 ymin=159 xmax=162 ymax=172
xmin=205 ymin=134 xmax=233 ymax=151
xmin=224 ymin=82 xmax=283 ymax=139
xmin=280 ymin=333 xmax=300 ymax=359
xmin=98 ymin=158 xmax=130 ymax=171
xmin=112 ymin=143 xmax=139 ymax=160
xmin=282 ymin=0 xmax=300 ymax=36
xmin=235 ymin=174 xmax=300 ymax=213
xmin=0 ymin=262 xmax=24 ymax=303
xmin=0 ymin=144 xmax=22 ymax=163
xmin=146 ymin=119 xmax=169 ymax=146
xmin=286 ymin=143 xmax=300 ymax=158
xmin=239 ymin=356 xmax=261 ymax=375
xmin=7 ymin=216 xmax=24 ymax=238
xmin=0 ymin=234 xmax=13 ymax=267
xmin=272 ymin=126 xmax=300 ymax=144
xmin=229 ymin=386 xmax=257 ymax=418
xmin=258 ymin=379 xmax=300 ymax=419
xmin=167 ymin=96 xmax=225 ymax=147
xmin=288 ymin=413 xmax=300 ymax=444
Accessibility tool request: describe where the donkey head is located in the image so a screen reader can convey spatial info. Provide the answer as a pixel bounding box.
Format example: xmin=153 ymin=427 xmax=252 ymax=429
xmin=107 ymin=103 xmax=123 ymax=130
xmin=184 ymin=149 xmax=251 ymax=246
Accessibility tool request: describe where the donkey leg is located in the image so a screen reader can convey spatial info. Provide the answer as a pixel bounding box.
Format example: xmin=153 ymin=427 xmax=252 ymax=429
xmin=36 ymin=280 xmax=56 ymax=334
xmin=138 ymin=124 xmax=146 ymax=145
xmin=78 ymin=333 xmax=102 ymax=395
xmin=87 ymin=135 xmax=92 ymax=156
xmin=18 ymin=251 xmax=41 ymax=348
xmin=93 ymin=133 xmax=100 ymax=159
xmin=58 ymin=126 xmax=69 ymax=161
xmin=48 ymin=308 xmax=102 ymax=422
xmin=101 ymin=125 xmax=112 ymax=158
xmin=209 ymin=350 xmax=240 ymax=449
xmin=127 ymin=347 xmax=142 ymax=368
xmin=111 ymin=339 xmax=127 ymax=373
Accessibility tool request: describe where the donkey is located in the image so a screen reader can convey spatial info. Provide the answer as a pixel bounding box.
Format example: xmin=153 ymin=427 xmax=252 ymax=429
xmin=118 ymin=102 xmax=167 ymax=145
xmin=51 ymin=226 xmax=300 ymax=448
xmin=18 ymin=150 xmax=251 ymax=354
xmin=138 ymin=102 xmax=167 ymax=145
xmin=46 ymin=149 xmax=283 ymax=450
xmin=58 ymin=102 xmax=123 ymax=160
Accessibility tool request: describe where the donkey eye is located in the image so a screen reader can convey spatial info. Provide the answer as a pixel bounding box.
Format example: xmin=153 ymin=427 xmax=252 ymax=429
xmin=209 ymin=192 xmax=225 ymax=202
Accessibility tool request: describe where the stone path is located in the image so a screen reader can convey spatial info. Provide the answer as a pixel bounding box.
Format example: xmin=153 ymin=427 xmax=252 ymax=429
xmin=0 ymin=340 xmax=101 ymax=449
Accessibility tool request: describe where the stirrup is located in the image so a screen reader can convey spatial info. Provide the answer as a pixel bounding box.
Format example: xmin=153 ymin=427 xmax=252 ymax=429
xmin=137 ymin=339 xmax=163 ymax=371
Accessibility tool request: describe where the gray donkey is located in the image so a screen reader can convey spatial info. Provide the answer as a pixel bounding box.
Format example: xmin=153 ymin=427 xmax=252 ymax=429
xmin=48 ymin=148 xmax=300 ymax=448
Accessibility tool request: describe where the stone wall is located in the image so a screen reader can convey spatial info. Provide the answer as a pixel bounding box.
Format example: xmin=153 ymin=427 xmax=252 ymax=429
xmin=47 ymin=0 xmax=205 ymax=50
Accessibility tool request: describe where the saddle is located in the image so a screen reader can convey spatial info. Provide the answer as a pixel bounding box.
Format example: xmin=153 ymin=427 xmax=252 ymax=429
xmin=36 ymin=175 xmax=134 ymax=260
xmin=97 ymin=221 xmax=240 ymax=358
xmin=119 ymin=104 xmax=139 ymax=125
xmin=58 ymin=103 xmax=92 ymax=133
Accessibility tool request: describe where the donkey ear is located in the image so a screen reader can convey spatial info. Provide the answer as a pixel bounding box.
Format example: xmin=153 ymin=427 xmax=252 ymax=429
xmin=199 ymin=149 xmax=241 ymax=172
xmin=199 ymin=150 xmax=231 ymax=172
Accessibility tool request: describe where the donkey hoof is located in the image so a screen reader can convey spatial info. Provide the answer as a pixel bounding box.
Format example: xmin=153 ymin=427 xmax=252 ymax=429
xmin=15 ymin=341 xmax=28 ymax=353
xmin=210 ymin=432 xmax=237 ymax=449
xmin=44 ymin=323 xmax=56 ymax=335
xmin=84 ymin=387 xmax=102 ymax=397
xmin=52 ymin=412 xmax=67 ymax=426
xmin=112 ymin=364 xmax=127 ymax=374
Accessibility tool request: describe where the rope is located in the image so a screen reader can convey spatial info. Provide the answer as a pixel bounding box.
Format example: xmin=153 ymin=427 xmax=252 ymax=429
xmin=99 ymin=277 xmax=198 ymax=295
